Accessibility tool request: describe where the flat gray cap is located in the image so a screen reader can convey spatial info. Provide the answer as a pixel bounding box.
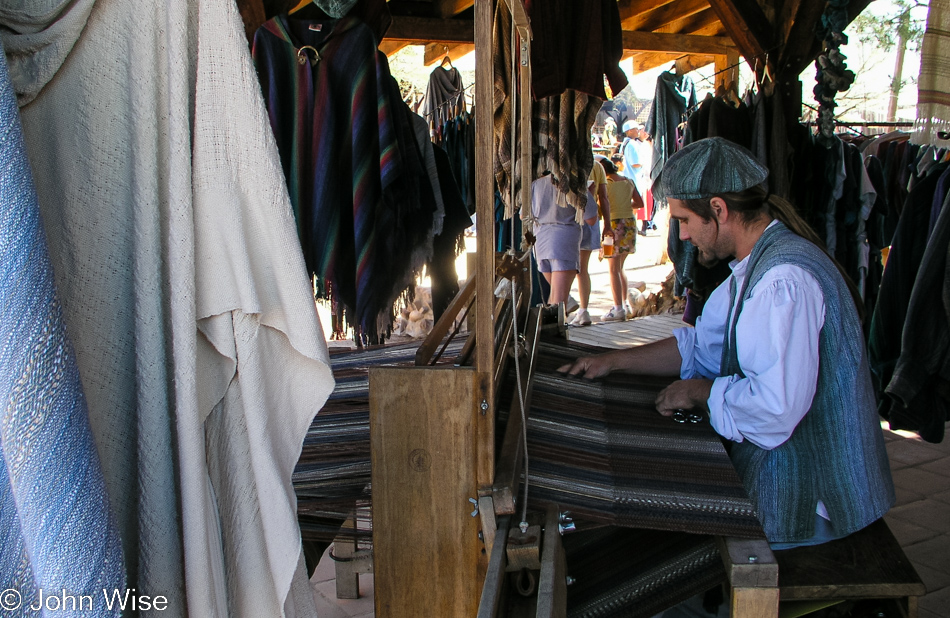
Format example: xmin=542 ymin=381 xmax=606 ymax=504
xmin=653 ymin=137 xmax=768 ymax=201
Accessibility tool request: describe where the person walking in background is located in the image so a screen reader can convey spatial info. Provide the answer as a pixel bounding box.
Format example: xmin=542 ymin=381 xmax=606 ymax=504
xmin=572 ymin=159 xmax=614 ymax=326
xmin=635 ymin=125 xmax=657 ymax=234
xmin=529 ymin=173 xmax=598 ymax=308
xmin=619 ymin=120 xmax=642 ymax=184
xmin=599 ymin=157 xmax=643 ymax=321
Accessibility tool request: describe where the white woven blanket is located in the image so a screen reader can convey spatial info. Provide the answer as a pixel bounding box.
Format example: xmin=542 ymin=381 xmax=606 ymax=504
xmin=3 ymin=0 xmax=334 ymax=615
xmin=915 ymin=0 xmax=950 ymax=146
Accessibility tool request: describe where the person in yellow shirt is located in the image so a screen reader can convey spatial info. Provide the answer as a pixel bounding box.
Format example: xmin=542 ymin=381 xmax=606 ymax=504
xmin=599 ymin=157 xmax=643 ymax=321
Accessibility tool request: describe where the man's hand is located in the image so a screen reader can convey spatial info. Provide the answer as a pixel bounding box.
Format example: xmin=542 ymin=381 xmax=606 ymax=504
xmin=557 ymin=354 xmax=614 ymax=379
xmin=655 ymin=379 xmax=713 ymax=416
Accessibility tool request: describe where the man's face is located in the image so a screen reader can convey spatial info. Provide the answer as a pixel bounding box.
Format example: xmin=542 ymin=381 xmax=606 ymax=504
xmin=668 ymin=198 xmax=721 ymax=267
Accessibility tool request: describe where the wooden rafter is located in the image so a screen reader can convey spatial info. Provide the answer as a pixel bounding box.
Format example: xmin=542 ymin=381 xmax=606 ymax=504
xmin=385 ymin=16 xmax=474 ymax=44
xmin=437 ymin=0 xmax=474 ymax=18
xmin=630 ymin=52 xmax=717 ymax=74
xmin=424 ymin=42 xmax=476 ymax=65
xmin=379 ymin=41 xmax=410 ymax=57
xmin=705 ymin=0 xmax=774 ymax=65
xmin=625 ymin=0 xmax=710 ymax=33
xmin=618 ymin=0 xmax=677 ymax=25
xmin=652 ymin=7 xmax=721 ymax=35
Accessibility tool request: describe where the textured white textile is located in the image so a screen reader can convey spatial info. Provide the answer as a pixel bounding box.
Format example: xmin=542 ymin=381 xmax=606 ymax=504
xmin=5 ymin=0 xmax=334 ymax=615
xmin=0 ymin=0 xmax=95 ymax=105
xmin=673 ymin=224 xmax=826 ymax=451
xmin=914 ymin=0 xmax=950 ymax=146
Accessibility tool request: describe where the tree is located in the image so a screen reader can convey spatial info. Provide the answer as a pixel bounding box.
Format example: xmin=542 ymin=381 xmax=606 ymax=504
xmin=851 ymin=0 xmax=928 ymax=121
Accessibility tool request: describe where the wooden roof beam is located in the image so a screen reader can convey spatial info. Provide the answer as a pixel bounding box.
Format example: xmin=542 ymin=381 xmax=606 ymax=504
xmin=625 ymin=0 xmax=710 ymax=33
xmin=630 ymin=52 xmax=717 ymax=74
xmin=385 ymin=16 xmax=474 ymax=44
xmin=423 ymin=42 xmax=475 ymax=66
xmin=622 ymin=30 xmax=736 ymax=55
xmin=778 ymin=0 xmax=875 ymax=77
xmin=380 ymin=41 xmax=411 ymax=57
xmin=705 ymin=0 xmax=774 ymax=65
xmin=437 ymin=0 xmax=474 ymax=18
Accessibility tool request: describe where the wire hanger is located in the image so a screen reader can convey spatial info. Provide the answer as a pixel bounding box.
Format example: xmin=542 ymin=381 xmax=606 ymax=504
xmin=440 ymin=45 xmax=453 ymax=70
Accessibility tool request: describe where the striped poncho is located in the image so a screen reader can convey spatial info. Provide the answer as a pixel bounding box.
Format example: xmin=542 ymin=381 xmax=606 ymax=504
xmin=253 ymin=16 xmax=433 ymax=340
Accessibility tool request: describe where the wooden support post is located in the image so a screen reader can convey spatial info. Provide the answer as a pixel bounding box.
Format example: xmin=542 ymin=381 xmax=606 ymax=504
xmin=474 ymin=0 xmax=496 ymax=492
xmin=718 ymin=537 xmax=779 ymax=618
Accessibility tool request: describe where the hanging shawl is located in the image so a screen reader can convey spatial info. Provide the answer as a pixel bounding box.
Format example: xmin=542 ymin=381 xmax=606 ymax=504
xmin=645 ymin=71 xmax=697 ymax=183
xmin=4 ymin=0 xmax=335 ymax=615
xmin=0 ymin=44 xmax=125 ymax=615
xmin=914 ymin=0 xmax=950 ymax=147
xmin=533 ymin=90 xmax=602 ymax=220
xmin=422 ymin=64 xmax=467 ymax=139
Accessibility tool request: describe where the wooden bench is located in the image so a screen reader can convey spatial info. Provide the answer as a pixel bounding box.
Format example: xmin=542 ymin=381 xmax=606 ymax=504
xmin=773 ymin=518 xmax=926 ymax=617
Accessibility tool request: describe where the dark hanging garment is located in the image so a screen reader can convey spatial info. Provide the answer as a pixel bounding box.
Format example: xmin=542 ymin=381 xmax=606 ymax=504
xmin=428 ymin=145 xmax=473 ymax=322
xmin=645 ymin=71 xmax=697 ymax=183
xmin=885 ymin=183 xmax=950 ymax=443
xmin=525 ymin=0 xmax=628 ymax=101
xmin=869 ymin=162 xmax=948 ymax=433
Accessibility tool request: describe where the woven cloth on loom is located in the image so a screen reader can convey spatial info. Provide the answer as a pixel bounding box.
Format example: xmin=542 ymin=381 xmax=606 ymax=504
xmin=525 ymin=337 xmax=764 ymax=539
xmin=563 ymin=527 xmax=725 ymax=618
xmin=294 ymin=338 xmax=468 ymax=541
xmin=915 ymin=0 xmax=950 ymax=146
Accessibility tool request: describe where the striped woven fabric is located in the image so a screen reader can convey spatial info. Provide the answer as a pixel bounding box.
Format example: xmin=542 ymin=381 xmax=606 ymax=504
xmin=525 ymin=337 xmax=764 ymax=539
xmin=563 ymin=526 xmax=725 ymax=618
xmin=294 ymin=338 xmax=468 ymax=541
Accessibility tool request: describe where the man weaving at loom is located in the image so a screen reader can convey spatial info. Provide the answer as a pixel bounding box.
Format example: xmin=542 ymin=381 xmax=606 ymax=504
xmin=560 ymin=137 xmax=895 ymax=559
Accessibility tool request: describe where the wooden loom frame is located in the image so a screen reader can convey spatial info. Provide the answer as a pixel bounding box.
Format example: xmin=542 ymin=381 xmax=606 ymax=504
xmin=366 ymin=0 xmax=780 ymax=615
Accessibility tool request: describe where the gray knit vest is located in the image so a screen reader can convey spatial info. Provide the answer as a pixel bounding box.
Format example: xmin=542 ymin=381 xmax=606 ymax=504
xmin=722 ymin=221 xmax=894 ymax=544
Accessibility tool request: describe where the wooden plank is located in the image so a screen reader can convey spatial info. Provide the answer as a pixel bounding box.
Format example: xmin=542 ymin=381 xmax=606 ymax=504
xmin=477 ymin=517 xmax=511 ymax=618
xmin=621 ymin=30 xmax=736 ymax=54
xmin=773 ymin=519 xmax=926 ymax=601
xmin=705 ymin=0 xmax=773 ymax=66
xmin=535 ymin=506 xmax=568 ymax=618
xmin=474 ymin=0 xmax=495 ymax=490
xmin=370 ymin=367 xmax=482 ymax=617
xmin=625 ymin=0 xmax=710 ymax=33
xmin=424 ymin=42 xmax=476 ymax=66
xmin=385 ymin=15 xmax=474 ymax=44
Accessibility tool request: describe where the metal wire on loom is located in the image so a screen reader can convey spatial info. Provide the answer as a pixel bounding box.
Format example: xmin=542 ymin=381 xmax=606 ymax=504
xmin=507 ymin=7 xmax=532 ymax=535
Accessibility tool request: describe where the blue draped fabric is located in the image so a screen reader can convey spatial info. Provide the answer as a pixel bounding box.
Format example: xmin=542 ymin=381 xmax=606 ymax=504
xmin=0 ymin=45 xmax=125 ymax=616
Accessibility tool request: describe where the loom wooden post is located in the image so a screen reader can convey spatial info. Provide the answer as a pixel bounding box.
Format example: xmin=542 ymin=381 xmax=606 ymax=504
xmin=718 ymin=537 xmax=779 ymax=618
xmin=536 ymin=506 xmax=568 ymax=618
xmin=370 ymin=367 xmax=482 ymax=616
xmin=333 ymin=517 xmax=360 ymax=599
xmin=474 ymin=0 xmax=496 ymax=494
xmin=477 ymin=517 xmax=511 ymax=618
